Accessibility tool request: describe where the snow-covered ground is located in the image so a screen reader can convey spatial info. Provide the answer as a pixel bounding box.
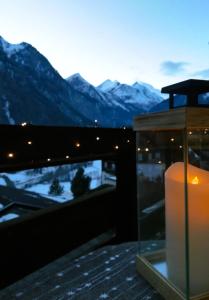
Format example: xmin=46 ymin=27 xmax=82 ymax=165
xmin=0 ymin=213 xmax=19 ymax=223
xmin=26 ymin=177 xmax=102 ymax=203
xmin=26 ymin=182 xmax=72 ymax=203
xmin=0 ymin=166 xmax=58 ymax=188
xmin=0 ymin=160 xmax=103 ymax=204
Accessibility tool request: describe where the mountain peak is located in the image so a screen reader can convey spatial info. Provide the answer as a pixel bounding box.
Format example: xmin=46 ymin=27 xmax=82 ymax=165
xmin=132 ymin=81 xmax=167 ymax=99
xmin=97 ymin=79 xmax=120 ymax=92
xmin=66 ymin=73 xmax=105 ymax=103
xmin=0 ymin=36 xmax=27 ymax=58
xmin=66 ymin=73 xmax=87 ymax=84
xmin=132 ymin=81 xmax=154 ymax=89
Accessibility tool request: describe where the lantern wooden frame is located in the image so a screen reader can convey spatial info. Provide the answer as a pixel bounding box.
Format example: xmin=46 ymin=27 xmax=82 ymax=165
xmin=134 ymin=81 xmax=209 ymax=300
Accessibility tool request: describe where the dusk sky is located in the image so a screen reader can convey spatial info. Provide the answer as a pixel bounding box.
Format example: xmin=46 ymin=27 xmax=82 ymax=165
xmin=1 ymin=0 xmax=209 ymax=89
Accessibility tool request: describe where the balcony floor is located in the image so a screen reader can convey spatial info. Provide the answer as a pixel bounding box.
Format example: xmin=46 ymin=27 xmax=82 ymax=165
xmin=0 ymin=242 xmax=164 ymax=299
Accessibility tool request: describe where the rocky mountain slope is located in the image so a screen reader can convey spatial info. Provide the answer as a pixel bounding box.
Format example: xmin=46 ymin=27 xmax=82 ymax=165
xmin=0 ymin=36 xmax=165 ymax=127
xmin=66 ymin=74 xmax=163 ymax=127
xmin=0 ymin=36 xmax=92 ymax=126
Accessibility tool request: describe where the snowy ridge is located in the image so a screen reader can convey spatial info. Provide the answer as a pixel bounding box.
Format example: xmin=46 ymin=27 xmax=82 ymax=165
xmin=66 ymin=73 xmax=164 ymax=126
xmin=66 ymin=74 xmax=128 ymax=111
xmin=97 ymin=79 xmax=163 ymax=111
xmin=97 ymin=79 xmax=120 ymax=93
xmin=67 ymin=73 xmax=106 ymax=104
xmin=132 ymin=81 xmax=167 ymax=100
xmin=0 ymin=36 xmax=26 ymax=58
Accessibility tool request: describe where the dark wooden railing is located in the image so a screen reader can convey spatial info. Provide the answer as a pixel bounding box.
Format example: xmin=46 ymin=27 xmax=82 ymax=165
xmin=0 ymin=125 xmax=137 ymax=288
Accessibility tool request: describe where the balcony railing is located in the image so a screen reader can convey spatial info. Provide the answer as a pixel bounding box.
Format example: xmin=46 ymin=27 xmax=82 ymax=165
xmin=0 ymin=125 xmax=137 ymax=288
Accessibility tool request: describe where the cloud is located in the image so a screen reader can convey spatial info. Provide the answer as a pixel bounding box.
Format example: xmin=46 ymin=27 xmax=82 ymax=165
xmin=193 ymin=68 xmax=209 ymax=78
xmin=160 ymin=61 xmax=188 ymax=76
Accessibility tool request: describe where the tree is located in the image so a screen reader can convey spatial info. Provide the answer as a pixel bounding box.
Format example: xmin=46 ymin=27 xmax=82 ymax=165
xmin=71 ymin=167 xmax=91 ymax=197
xmin=48 ymin=178 xmax=64 ymax=195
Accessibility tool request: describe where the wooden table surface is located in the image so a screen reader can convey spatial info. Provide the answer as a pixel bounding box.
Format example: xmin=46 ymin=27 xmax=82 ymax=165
xmin=0 ymin=242 xmax=164 ymax=300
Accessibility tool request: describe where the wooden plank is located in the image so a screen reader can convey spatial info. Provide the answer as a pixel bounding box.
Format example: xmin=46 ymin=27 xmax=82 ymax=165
xmin=133 ymin=107 xmax=209 ymax=131
xmin=133 ymin=108 xmax=186 ymax=131
xmin=0 ymin=242 xmax=161 ymax=300
xmin=187 ymin=107 xmax=209 ymax=128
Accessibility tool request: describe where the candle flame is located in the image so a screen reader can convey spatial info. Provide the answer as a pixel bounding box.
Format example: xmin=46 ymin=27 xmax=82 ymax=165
xmin=191 ymin=176 xmax=199 ymax=185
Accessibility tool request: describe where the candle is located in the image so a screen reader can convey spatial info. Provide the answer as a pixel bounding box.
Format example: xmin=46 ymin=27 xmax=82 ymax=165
xmin=165 ymin=162 xmax=209 ymax=296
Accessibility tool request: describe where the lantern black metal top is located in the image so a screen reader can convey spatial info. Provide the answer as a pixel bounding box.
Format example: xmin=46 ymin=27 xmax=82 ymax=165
xmin=161 ymin=79 xmax=209 ymax=109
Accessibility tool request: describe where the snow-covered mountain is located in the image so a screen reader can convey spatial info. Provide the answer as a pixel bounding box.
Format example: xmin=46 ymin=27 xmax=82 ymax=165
xmin=0 ymin=36 xmax=165 ymax=128
xmin=0 ymin=37 xmax=26 ymax=58
xmin=66 ymin=74 xmax=164 ymax=126
xmin=97 ymin=79 xmax=120 ymax=93
xmin=0 ymin=36 xmax=92 ymax=126
xmin=67 ymin=73 xmax=105 ymax=103
xmin=97 ymin=79 xmax=163 ymax=111
xmin=66 ymin=73 xmax=138 ymax=127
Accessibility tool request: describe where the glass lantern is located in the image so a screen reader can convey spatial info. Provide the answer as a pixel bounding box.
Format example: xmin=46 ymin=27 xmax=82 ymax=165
xmin=134 ymin=79 xmax=209 ymax=300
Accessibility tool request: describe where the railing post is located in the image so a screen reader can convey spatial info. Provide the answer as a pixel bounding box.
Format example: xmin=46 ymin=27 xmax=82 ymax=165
xmin=115 ymin=130 xmax=137 ymax=243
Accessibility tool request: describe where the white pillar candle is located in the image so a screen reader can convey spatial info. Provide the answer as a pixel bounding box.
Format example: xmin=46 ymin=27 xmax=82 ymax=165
xmin=165 ymin=162 xmax=209 ymax=297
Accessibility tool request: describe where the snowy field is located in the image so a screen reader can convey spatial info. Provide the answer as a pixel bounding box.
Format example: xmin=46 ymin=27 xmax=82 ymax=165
xmin=0 ymin=160 xmax=102 ymax=204
xmin=26 ymin=177 xmax=102 ymax=203
xmin=0 ymin=213 xmax=19 ymax=223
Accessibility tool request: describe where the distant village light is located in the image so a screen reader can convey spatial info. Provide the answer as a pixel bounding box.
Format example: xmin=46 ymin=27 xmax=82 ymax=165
xmin=47 ymin=158 xmax=51 ymax=162
xmin=115 ymin=145 xmax=119 ymax=150
xmin=94 ymin=119 xmax=98 ymax=127
xmin=65 ymin=155 xmax=70 ymax=159
xmin=8 ymin=153 xmax=14 ymax=158
xmin=75 ymin=142 xmax=80 ymax=148
xmin=27 ymin=141 xmax=32 ymax=145
xmin=96 ymin=136 xmax=100 ymax=141
xmin=21 ymin=122 xmax=27 ymax=127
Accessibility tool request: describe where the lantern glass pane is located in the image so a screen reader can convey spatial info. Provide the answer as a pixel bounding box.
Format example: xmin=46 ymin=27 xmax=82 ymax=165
xmin=137 ymin=129 xmax=188 ymax=296
xmin=187 ymin=129 xmax=209 ymax=298
xmin=173 ymin=94 xmax=187 ymax=107
xmin=198 ymin=92 xmax=209 ymax=106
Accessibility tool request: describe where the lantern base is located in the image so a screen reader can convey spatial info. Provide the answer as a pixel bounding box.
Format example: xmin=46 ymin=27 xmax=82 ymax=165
xmin=136 ymin=251 xmax=209 ymax=300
